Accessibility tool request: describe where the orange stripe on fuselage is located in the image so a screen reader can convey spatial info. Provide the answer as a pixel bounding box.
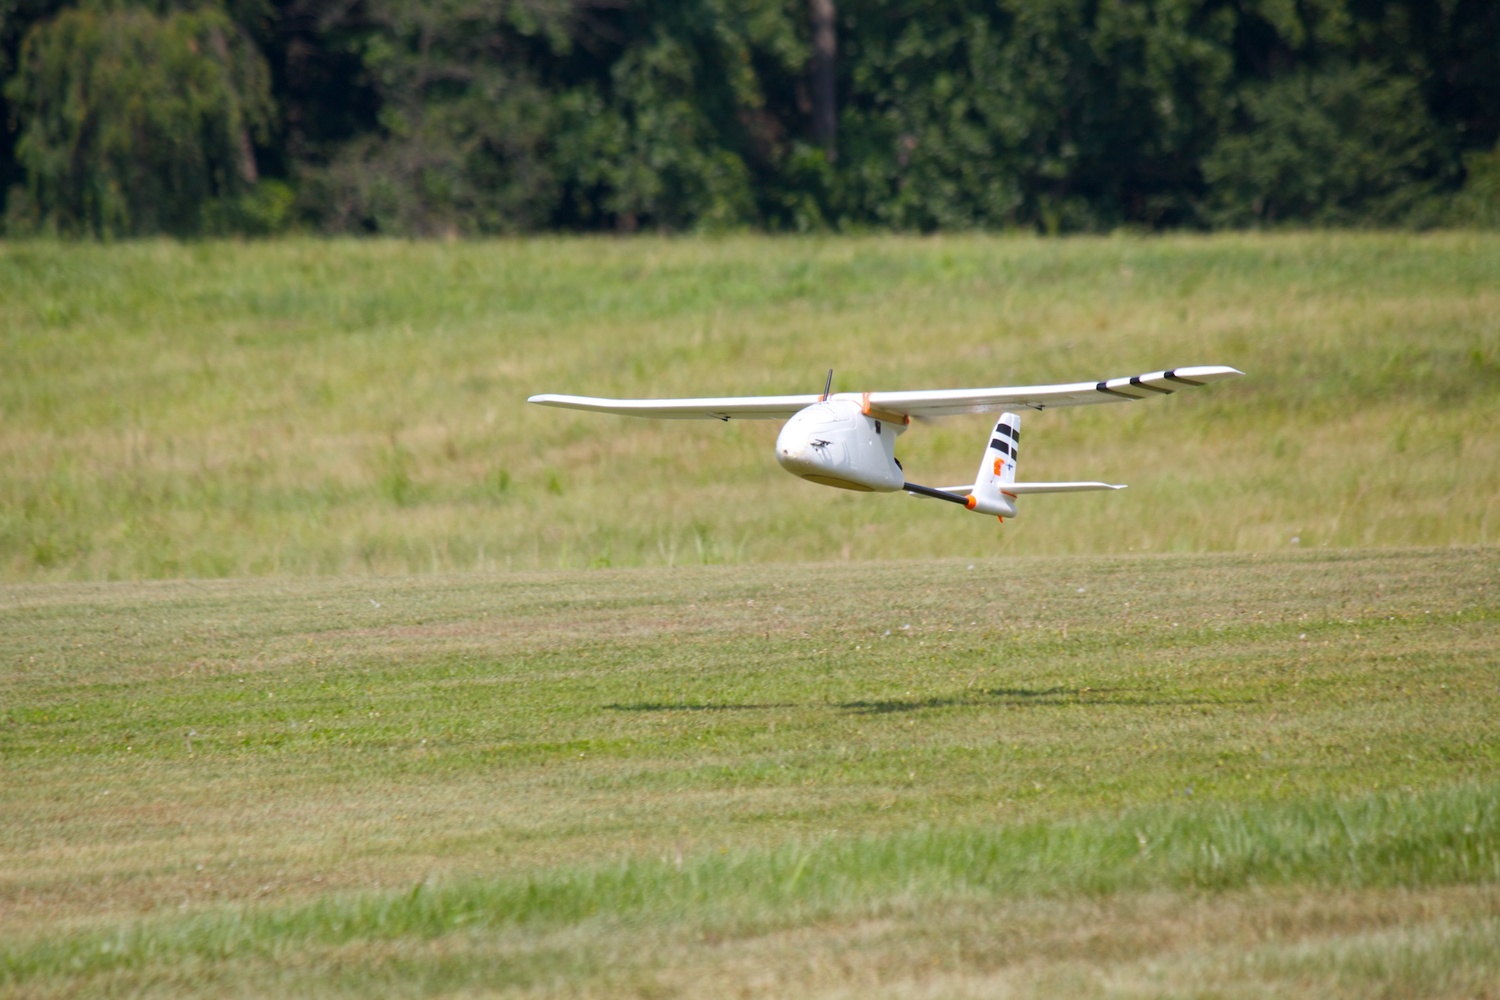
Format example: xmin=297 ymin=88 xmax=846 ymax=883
xmin=861 ymin=392 xmax=911 ymax=424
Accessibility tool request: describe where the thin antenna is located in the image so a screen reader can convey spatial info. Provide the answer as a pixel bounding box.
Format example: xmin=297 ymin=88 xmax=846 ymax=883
xmin=821 ymin=369 xmax=834 ymax=401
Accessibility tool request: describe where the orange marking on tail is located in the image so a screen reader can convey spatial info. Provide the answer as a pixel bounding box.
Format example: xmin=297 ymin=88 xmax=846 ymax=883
xmin=965 ymin=495 xmax=977 ymax=510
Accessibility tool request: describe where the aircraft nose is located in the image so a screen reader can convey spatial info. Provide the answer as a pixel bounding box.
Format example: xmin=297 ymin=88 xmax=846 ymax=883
xmin=775 ymin=421 xmax=811 ymax=470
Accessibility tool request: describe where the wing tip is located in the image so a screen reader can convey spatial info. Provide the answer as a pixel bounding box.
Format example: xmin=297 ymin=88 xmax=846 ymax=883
xmin=1172 ymin=365 xmax=1244 ymax=380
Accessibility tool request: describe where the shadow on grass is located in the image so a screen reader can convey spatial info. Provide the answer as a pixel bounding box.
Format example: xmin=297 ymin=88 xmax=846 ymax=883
xmin=840 ymin=686 xmax=1245 ymax=714
xmin=605 ymin=687 xmax=1246 ymax=715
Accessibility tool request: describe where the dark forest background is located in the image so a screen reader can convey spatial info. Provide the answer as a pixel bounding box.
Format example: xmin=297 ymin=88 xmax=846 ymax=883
xmin=1 ymin=0 xmax=1497 ymax=237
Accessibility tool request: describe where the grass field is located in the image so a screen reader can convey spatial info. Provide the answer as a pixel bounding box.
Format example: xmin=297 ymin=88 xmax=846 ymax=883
xmin=2 ymin=232 xmax=1497 ymax=578
xmin=2 ymin=234 xmax=1497 ymax=995
xmin=2 ymin=547 xmax=1498 ymax=996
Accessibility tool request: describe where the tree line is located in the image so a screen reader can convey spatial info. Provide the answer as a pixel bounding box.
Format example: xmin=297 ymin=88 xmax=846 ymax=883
xmin=1 ymin=0 xmax=1496 ymax=237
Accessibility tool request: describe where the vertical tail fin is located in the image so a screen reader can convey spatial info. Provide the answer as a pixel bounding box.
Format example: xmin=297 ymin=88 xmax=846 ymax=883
xmin=974 ymin=412 xmax=1020 ymax=490
xmin=962 ymin=412 xmax=1020 ymax=518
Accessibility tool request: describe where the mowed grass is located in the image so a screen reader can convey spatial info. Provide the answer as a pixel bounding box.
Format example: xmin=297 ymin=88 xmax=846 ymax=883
xmin=2 ymin=232 xmax=1497 ymax=579
xmin=3 ymin=548 xmax=1498 ymax=996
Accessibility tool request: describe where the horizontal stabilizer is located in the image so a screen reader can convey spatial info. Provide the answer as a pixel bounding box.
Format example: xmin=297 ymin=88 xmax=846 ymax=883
xmin=929 ymin=482 xmax=1124 ymax=496
xmin=1006 ymin=482 xmax=1126 ymax=494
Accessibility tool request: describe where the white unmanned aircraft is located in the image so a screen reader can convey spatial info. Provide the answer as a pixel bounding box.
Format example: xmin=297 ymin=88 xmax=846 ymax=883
xmin=529 ymin=366 xmax=1242 ymax=521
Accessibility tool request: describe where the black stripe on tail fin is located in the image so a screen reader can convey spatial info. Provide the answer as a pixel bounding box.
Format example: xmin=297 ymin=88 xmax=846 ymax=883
xmin=974 ymin=412 xmax=1021 ymax=492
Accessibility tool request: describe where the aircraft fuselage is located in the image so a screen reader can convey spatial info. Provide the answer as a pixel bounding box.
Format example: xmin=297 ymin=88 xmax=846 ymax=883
xmin=774 ymin=399 xmax=907 ymax=492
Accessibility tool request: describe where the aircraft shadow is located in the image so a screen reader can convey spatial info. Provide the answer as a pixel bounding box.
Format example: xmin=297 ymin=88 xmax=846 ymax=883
xmin=840 ymin=687 xmax=1241 ymax=714
xmin=604 ymin=688 xmax=1243 ymax=716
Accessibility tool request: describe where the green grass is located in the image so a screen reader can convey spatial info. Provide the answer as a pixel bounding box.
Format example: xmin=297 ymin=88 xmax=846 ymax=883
xmin=2 ymin=232 xmax=1497 ymax=579
xmin=1 ymin=234 xmax=1497 ymax=994
xmin=2 ymin=548 xmax=1497 ymax=995
xmin=7 ymin=784 xmax=1498 ymax=995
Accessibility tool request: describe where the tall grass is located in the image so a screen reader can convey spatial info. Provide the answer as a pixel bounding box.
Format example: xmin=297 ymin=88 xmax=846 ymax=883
xmin=2 ymin=232 xmax=1497 ymax=579
xmin=4 ymin=781 xmax=1496 ymax=990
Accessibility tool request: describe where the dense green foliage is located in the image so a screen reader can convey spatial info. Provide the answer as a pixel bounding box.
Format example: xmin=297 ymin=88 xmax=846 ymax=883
xmin=3 ymin=3 xmax=273 ymax=236
xmin=1 ymin=0 xmax=1498 ymax=234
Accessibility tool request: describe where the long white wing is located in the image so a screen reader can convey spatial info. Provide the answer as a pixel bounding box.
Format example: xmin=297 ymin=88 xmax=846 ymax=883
xmin=525 ymin=392 xmax=823 ymax=420
xmin=528 ymin=366 xmax=1242 ymax=420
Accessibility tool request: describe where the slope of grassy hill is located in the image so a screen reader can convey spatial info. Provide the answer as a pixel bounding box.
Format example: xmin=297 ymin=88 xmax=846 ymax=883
xmin=2 ymin=232 xmax=1496 ymax=579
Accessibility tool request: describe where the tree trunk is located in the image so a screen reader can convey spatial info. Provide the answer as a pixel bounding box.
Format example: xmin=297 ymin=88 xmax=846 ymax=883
xmin=208 ymin=25 xmax=259 ymax=186
xmin=809 ymin=0 xmax=837 ymax=159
